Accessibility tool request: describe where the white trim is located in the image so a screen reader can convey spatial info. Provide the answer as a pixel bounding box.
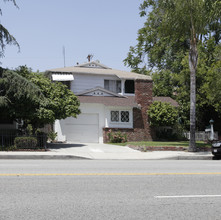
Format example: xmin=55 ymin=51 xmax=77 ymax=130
xmin=106 ymin=107 xmax=133 ymax=128
xmin=124 ymin=93 xmax=135 ymax=96
xmin=76 ymin=86 xmax=125 ymax=97
xmin=120 ymin=79 xmax=125 ymax=95
xmin=52 ymin=74 xmax=74 ymax=81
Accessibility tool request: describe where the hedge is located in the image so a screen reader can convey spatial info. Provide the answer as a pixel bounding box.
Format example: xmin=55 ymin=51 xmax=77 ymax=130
xmin=14 ymin=137 xmax=37 ymax=149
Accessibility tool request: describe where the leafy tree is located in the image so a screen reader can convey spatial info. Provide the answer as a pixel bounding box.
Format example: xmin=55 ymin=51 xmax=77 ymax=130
xmin=174 ymin=39 xmax=221 ymax=132
xmin=125 ymin=0 xmax=221 ymax=151
xmin=207 ymin=61 xmax=221 ymax=113
xmin=0 ymin=66 xmax=81 ymax=132
xmin=0 ymin=68 xmax=46 ymax=124
xmin=148 ymin=101 xmax=178 ymax=127
xmin=15 ymin=66 xmax=81 ymax=129
xmin=0 ymin=0 xmax=19 ymax=57
xmin=152 ymin=70 xmax=174 ymax=97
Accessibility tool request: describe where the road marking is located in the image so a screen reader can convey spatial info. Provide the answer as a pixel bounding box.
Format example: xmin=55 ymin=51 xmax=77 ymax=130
xmin=155 ymin=195 xmax=221 ymax=199
xmin=0 ymin=172 xmax=221 ymax=176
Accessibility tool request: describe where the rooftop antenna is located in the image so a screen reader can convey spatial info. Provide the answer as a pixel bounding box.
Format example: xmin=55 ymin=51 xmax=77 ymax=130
xmin=87 ymin=54 xmax=93 ymax=62
xmin=63 ymin=46 xmax=66 ymax=67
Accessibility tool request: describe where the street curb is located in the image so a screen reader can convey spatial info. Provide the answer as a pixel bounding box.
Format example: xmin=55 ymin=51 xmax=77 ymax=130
xmin=0 ymin=155 xmax=91 ymax=160
xmin=0 ymin=154 xmax=213 ymax=160
xmin=168 ymin=156 xmax=213 ymax=160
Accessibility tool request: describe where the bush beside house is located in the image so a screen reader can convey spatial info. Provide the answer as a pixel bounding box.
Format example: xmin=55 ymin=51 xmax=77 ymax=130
xmin=147 ymin=101 xmax=185 ymax=141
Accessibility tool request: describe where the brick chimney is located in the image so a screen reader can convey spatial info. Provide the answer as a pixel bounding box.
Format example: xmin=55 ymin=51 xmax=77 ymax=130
xmin=134 ymin=79 xmax=153 ymax=140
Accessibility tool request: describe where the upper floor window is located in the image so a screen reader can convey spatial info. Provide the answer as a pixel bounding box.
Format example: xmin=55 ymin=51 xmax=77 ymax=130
xmin=104 ymin=80 xmax=121 ymax=93
xmin=60 ymin=81 xmax=71 ymax=90
xmin=125 ymin=80 xmax=134 ymax=94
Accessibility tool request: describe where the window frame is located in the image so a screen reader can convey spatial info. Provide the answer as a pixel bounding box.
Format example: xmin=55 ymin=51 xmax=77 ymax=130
xmin=110 ymin=110 xmax=130 ymax=123
xmin=110 ymin=111 xmax=119 ymax=122
xmin=104 ymin=80 xmax=121 ymax=93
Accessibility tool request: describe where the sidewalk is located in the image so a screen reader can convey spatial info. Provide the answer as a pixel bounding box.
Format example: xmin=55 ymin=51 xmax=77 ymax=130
xmin=0 ymin=143 xmax=213 ymax=160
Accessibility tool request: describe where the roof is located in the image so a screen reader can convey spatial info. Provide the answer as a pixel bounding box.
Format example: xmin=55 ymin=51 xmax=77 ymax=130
xmin=77 ymin=61 xmax=110 ymax=69
xmin=78 ymin=96 xmax=138 ymax=107
xmin=153 ymin=97 xmax=179 ymax=107
xmin=47 ymin=61 xmax=152 ymax=81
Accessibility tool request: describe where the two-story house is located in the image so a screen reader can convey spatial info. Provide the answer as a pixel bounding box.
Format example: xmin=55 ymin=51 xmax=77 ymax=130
xmin=47 ymin=61 xmax=153 ymax=143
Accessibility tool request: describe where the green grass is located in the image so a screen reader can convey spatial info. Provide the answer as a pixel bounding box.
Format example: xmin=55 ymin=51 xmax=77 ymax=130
xmin=108 ymin=141 xmax=211 ymax=148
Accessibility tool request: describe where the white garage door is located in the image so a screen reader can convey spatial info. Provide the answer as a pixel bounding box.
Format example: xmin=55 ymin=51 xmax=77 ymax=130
xmin=63 ymin=113 xmax=99 ymax=143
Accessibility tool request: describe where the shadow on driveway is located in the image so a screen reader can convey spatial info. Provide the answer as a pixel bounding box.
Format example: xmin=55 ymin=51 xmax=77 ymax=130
xmin=47 ymin=143 xmax=86 ymax=149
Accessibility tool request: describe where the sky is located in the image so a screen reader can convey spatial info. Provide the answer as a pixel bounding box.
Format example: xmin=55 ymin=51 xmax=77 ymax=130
xmin=1 ymin=0 xmax=145 ymax=72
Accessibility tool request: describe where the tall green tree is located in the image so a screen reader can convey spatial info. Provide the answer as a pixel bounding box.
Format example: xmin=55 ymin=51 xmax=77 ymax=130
xmin=0 ymin=68 xmax=46 ymax=124
xmin=15 ymin=66 xmax=81 ymax=129
xmin=125 ymin=0 xmax=221 ymax=151
xmin=0 ymin=0 xmax=19 ymax=57
xmin=174 ymin=39 xmax=221 ymax=132
xmin=0 ymin=66 xmax=81 ymax=132
xmin=152 ymin=70 xmax=174 ymax=97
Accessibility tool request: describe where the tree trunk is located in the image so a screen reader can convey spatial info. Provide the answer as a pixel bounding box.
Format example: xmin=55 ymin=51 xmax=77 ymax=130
xmin=189 ymin=41 xmax=198 ymax=152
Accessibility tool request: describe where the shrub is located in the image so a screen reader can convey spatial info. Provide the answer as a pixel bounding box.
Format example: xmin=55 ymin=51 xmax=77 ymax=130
xmin=156 ymin=127 xmax=187 ymax=141
xmin=0 ymin=145 xmax=17 ymax=151
xmin=6 ymin=145 xmax=17 ymax=151
xmin=148 ymin=101 xmax=178 ymax=127
xmin=14 ymin=137 xmax=37 ymax=149
xmin=108 ymin=131 xmax=127 ymax=143
xmin=47 ymin=131 xmax=57 ymax=142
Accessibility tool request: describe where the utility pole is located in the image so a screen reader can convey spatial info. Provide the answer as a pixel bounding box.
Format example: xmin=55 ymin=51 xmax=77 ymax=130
xmin=63 ymin=46 xmax=66 ymax=67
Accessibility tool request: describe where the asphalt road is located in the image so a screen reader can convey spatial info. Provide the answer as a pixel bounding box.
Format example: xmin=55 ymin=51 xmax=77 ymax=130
xmin=0 ymin=160 xmax=221 ymax=220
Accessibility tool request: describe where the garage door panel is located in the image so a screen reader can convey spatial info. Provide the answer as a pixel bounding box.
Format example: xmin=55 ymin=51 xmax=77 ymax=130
xmin=62 ymin=113 xmax=99 ymax=143
xmin=64 ymin=125 xmax=98 ymax=138
xmin=65 ymin=114 xmax=98 ymax=125
xmin=65 ymin=128 xmax=98 ymax=142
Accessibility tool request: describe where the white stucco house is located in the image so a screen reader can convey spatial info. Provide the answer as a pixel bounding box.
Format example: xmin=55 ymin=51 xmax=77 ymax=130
xmin=47 ymin=61 xmax=153 ymax=143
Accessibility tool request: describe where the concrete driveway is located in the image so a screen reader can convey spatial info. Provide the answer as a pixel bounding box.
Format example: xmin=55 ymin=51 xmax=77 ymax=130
xmin=47 ymin=143 xmax=213 ymax=160
xmin=48 ymin=142 xmax=144 ymax=159
xmin=0 ymin=143 xmax=212 ymax=160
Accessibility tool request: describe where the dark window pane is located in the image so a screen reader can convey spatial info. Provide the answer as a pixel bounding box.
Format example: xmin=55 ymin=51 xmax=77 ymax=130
xmin=61 ymin=81 xmax=71 ymax=89
xmin=121 ymin=111 xmax=129 ymax=122
xmin=125 ymin=80 xmax=134 ymax=94
xmin=111 ymin=111 xmax=119 ymax=122
xmin=104 ymin=80 xmax=109 ymax=90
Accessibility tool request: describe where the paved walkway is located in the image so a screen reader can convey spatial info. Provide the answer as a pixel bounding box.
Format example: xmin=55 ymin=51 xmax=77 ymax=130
xmin=0 ymin=143 xmax=213 ymax=160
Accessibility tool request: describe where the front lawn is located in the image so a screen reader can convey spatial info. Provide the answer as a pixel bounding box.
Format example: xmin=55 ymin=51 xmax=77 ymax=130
xmin=108 ymin=141 xmax=211 ymax=151
xmin=128 ymin=141 xmax=210 ymax=147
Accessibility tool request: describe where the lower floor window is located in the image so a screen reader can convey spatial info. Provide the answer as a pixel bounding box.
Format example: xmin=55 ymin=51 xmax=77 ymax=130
xmin=121 ymin=111 xmax=129 ymax=122
xmin=111 ymin=111 xmax=119 ymax=122
xmin=111 ymin=110 xmax=130 ymax=123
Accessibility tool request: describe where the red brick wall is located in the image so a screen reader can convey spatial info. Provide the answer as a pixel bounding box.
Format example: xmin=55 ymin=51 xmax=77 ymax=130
xmin=134 ymin=79 xmax=153 ymax=140
xmin=103 ymin=79 xmax=154 ymax=142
